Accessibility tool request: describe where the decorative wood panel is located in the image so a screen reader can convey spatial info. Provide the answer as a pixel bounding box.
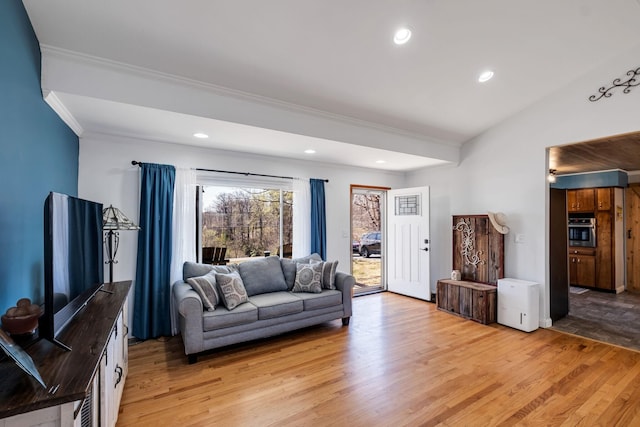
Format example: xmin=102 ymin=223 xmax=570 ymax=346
xmin=627 ymin=184 xmax=640 ymax=293
xmin=452 ymin=215 xmax=504 ymax=285
xmin=596 ymin=211 xmax=613 ymax=290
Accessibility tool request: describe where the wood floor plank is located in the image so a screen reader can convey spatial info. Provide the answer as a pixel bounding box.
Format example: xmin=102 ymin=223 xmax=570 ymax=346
xmin=117 ymin=292 xmax=640 ymax=426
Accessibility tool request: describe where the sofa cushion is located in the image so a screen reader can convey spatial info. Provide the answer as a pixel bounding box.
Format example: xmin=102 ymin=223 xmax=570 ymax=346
xmin=215 ymin=272 xmax=249 ymax=310
xmin=248 ymin=292 xmax=304 ymax=320
xmin=186 ymin=271 xmax=220 ymax=311
xmin=203 ymin=302 xmax=258 ymax=331
xmin=312 ymin=260 xmax=339 ymax=290
xmin=183 ymin=261 xmax=237 ymax=281
xmin=238 ymin=256 xmax=288 ymax=296
xmin=294 ymin=290 xmax=343 ymax=311
xmin=281 ymin=253 xmax=323 ymax=290
xmin=292 ymin=262 xmax=323 ymax=293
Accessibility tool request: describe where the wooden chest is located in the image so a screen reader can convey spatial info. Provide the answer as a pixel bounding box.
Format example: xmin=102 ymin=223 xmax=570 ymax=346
xmin=436 ymin=279 xmax=497 ymax=324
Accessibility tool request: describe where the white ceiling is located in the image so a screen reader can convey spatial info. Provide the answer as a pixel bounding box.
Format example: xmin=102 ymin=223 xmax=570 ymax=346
xmin=22 ymin=0 xmax=640 ymax=171
xmin=54 ymin=92 xmax=446 ymax=170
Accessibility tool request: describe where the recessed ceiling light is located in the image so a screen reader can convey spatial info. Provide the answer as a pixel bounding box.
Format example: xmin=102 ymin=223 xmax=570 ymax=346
xmin=376 ymin=160 xmax=386 ymax=164
xmin=304 ymin=149 xmax=316 ymax=154
xmin=393 ymin=28 xmax=412 ymax=45
xmin=193 ymin=132 xmax=209 ymax=139
xmin=478 ymin=70 xmax=494 ymax=83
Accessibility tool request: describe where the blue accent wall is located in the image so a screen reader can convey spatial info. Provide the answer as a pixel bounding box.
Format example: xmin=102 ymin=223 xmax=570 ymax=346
xmin=0 ymin=1 xmax=78 ymax=314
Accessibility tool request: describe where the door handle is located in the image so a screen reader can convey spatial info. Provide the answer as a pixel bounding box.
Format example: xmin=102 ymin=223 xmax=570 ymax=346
xmin=420 ymin=247 xmax=429 ymax=252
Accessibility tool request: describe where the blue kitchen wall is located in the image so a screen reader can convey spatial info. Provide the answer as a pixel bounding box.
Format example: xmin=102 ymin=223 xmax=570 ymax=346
xmin=0 ymin=1 xmax=78 ymax=314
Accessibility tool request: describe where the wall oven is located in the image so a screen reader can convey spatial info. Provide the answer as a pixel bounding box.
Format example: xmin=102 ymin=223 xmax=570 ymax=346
xmin=568 ymin=217 xmax=596 ymax=247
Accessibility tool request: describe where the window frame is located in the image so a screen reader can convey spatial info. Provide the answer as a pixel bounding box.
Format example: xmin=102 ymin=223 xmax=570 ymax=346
xmin=195 ymin=175 xmax=293 ymax=263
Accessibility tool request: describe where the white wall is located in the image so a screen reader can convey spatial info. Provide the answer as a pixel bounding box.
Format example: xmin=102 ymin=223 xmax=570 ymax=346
xmin=77 ymin=42 xmax=640 ymax=330
xmin=78 ymin=133 xmax=406 ymax=283
xmin=408 ymin=43 xmax=640 ymax=326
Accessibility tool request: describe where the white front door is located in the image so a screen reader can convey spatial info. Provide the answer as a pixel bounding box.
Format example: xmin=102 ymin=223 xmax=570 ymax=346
xmin=387 ymin=186 xmax=430 ymax=300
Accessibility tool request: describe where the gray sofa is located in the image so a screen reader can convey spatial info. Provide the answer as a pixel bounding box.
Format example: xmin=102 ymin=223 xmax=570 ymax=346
xmin=173 ymin=254 xmax=355 ymax=363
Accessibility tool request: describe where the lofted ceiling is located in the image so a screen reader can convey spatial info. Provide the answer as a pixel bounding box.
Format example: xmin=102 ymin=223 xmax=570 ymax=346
xmin=22 ymin=0 xmax=640 ymax=172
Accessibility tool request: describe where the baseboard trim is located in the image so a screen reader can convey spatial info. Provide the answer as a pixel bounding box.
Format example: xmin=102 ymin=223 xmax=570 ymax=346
xmin=540 ymin=317 xmax=553 ymax=328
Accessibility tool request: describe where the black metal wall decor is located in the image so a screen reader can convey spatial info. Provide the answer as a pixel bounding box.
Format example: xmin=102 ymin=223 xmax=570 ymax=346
xmin=589 ymin=66 xmax=640 ymax=102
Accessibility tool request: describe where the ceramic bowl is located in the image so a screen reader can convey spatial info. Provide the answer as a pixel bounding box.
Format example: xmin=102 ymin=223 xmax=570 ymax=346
xmin=1 ymin=310 xmax=42 ymax=336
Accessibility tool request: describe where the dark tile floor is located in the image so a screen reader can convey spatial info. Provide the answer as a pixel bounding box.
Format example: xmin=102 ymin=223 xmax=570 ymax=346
xmin=551 ymin=288 xmax=640 ymax=351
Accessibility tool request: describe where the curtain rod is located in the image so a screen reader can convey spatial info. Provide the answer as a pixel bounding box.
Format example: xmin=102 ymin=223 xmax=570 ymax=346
xmin=131 ymin=161 xmax=328 ymax=182
xmin=196 ymin=168 xmax=329 ymax=183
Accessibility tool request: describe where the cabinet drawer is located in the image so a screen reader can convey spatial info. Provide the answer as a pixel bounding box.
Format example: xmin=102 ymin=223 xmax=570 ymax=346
xmin=568 ymin=248 xmax=596 ymax=256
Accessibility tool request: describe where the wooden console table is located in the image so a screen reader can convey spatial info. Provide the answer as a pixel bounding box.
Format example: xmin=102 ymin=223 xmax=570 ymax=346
xmin=0 ymin=281 xmax=131 ymax=426
xmin=436 ymin=279 xmax=497 ymax=324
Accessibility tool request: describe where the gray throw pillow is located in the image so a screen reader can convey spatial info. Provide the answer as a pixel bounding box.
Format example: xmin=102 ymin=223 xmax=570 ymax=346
xmin=281 ymin=253 xmax=323 ymax=290
xmin=238 ymin=256 xmax=288 ymax=296
xmin=186 ymin=271 xmax=220 ymax=311
xmin=215 ymin=272 xmax=248 ymax=310
xmin=183 ymin=261 xmax=215 ymax=281
xmin=312 ymin=259 xmax=339 ymax=290
xmin=292 ymin=262 xmax=323 ymax=293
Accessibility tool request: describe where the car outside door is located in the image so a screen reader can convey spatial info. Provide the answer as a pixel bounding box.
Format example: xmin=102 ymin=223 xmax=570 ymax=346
xmin=359 ymin=232 xmax=381 ymax=257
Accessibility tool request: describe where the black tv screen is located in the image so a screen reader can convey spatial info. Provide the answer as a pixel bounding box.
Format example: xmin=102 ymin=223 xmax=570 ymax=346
xmin=41 ymin=192 xmax=104 ymax=346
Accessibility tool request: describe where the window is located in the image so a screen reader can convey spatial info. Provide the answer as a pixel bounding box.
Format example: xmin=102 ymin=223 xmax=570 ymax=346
xmin=395 ymin=194 xmax=420 ymax=216
xmin=197 ymin=184 xmax=293 ymax=262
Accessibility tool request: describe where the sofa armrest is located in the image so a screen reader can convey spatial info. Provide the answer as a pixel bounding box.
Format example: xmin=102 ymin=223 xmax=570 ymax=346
xmin=173 ymin=281 xmax=205 ymax=354
xmin=334 ymin=271 xmax=355 ymax=318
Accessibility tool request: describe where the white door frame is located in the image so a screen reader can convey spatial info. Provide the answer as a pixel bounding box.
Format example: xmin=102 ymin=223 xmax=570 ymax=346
xmin=350 ymin=185 xmax=389 ymax=294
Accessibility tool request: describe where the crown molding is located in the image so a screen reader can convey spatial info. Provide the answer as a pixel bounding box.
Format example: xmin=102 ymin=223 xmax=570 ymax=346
xmin=39 ymin=45 xmax=459 ymax=149
xmin=43 ymin=90 xmax=84 ymax=136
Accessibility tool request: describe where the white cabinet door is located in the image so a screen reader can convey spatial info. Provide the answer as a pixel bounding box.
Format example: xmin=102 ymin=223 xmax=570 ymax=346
xmin=100 ymin=326 xmax=117 ymax=427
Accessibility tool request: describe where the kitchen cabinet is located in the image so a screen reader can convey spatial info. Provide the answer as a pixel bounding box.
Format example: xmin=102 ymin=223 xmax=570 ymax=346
xmin=568 ymin=189 xmax=595 ymax=212
xmin=597 ymin=187 xmax=612 ymax=211
xmin=566 ymin=186 xmax=623 ymax=292
xmin=569 ymin=250 xmax=596 ymax=288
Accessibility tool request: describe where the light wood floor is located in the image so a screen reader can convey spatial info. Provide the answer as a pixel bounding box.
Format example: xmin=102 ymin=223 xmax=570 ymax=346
xmin=118 ymin=292 xmax=640 ymax=426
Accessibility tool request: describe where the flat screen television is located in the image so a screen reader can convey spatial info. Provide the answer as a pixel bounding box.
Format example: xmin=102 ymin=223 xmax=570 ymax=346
xmin=40 ymin=192 xmax=104 ymax=349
